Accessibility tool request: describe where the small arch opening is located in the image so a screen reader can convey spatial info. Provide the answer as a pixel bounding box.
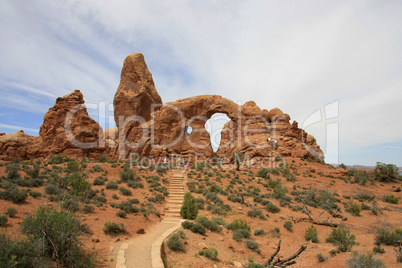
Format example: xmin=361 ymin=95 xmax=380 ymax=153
xmin=204 ymin=113 xmax=231 ymax=152
xmin=187 ymin=126 xmax=193 ymax=134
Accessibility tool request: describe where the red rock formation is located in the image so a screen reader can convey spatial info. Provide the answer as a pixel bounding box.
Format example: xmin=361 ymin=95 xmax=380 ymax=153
xmin=39 ymin=89 xmax=105 ymax=158
xmin=0 ymin=90 xmax=106 ymax=160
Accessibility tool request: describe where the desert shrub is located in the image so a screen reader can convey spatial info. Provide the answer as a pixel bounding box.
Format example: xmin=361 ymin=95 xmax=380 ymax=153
xmin=106 ymin=181 xmax=118 ymax=189
xmin=199 ymin=248 xmax=218 ymax=260
xmin=180 ymin=192 xmax=198 ymax=220
xmin=167 ymin=233 xmax=185 ymax=252
xmin=212 ymin=217 xmax=225 ymax=225
xmin=233 ymin=229 xmax=251 ymax=242
xmin=0 ymin=233 xmax=39 ymax=267
xmin=346 ymin=252 xmax=386 ymax=268
xmin=354 ymin=191 xmax=375 ymax=202
xmin=375 ymin=226 xmax=402 ymax=246
xmin=316 ymin=253 xmax=327 ymax=263
xmin=6 ymin=163 xmax=21 ymax=181
xmin=127 ymin=180 xmax=144 ymax=189
xmin=194 ymin=197 xmax=205 ymax=209
xmin=374 ymin=162 xmax=401 ymax=182
xmin=226 ymin=219 xmax=251 ymax=231
xmin=82 ymin=204 xmax=95 ymax=213
xmin=0 ymin=215 xmax=8 ymax=226
xmin=69 ymin=173 xmax=91 ymax=197
xmin=93 ymin=177 xmax=105 ymax=186
xmin=0 ymin=186 xmax=28 ymax=203
xmin=265 ymin=202 xmax=280 ymax=213
xmin=61 ymin=198 xmax=80 ymax=212
xmin=29 ymin=190 xmax=41 ymax=198
xmin=384 ymin=194 xmax=399 ymax=204
xmin=373 ymin=245 xmax=385 ymax=254
xmin=197 ymin=215 xmax=222 ymax=232
xmin=92 ymin=195 xmax=107 ymax=204
xmin=45 ymin=184 xmax=62 ymax=195
xmin=111 ymin=201 xmax=139 ymax=213
xmin=182 ymin=221 xmax=195 ymax=230
xmin=247 ymin=209 xmax=266 ymax=220
xmin=346 ymin=201 xmax=362 ymax=216
xmin=116 ymin=210 xmax=127 ymax=218
xmin=228 ymin=194 xmax=242 ymax=203
xmin=119 ymin=187 xmax=132 ymax=196
xmin=254 ymin=228 xmax=265 ymax=236
xmin=352 ymin=170 xmax=371 ymax=185
xmin=305 ymin=225 xmax=318 ymax=243
xmin=326 ymin=224 xmax=356 ymax=252
xmin=6 ymin=207 xmax=18 ymax=218
xmin=103 ymin=222 xmax=126 ymax=235
xmin=284 ymin=221 xmax=293 ymax=232
xmin=119 ymin=166 xmax=134 ymax=182
xmin=191 ymin=223 xmax=206 ymax=235
xmin=21 ymin=206 xmax=95 ymax=267
xmin=246 ymin=239 xmax=260 ymax=253
xmin=361 ymin=203 xmax=372 ymax=210
xmin=206 ymin=203 xmax=230 ymax=216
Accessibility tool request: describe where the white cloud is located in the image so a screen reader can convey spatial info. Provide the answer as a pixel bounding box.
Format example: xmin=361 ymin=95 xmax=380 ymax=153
xmin=0 ymin=0 xmax=401 ymax=164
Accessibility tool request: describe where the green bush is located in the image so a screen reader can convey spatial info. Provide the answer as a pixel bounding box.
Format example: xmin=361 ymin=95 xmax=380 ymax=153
xmin=21 ymin=206 xmax=95 ymax=267
xmin=68 ymin=173 xmax=91 ymax=196
xmin=93 ymin=177 xmax=105 ymax=186
xmin=119 ymin=166 xmax=135 ymax=182
xmin=305 ymin=225 xmax=318 ymax=243
xmin=265 ymin=202 xmax=280 ymax=213
xmin=233 ymin=229 xmax=251 ymax=242
xmin=191 ymin=223 xmax=206 ymax=235
xmin=284 ymin=221 xmax=293 ymax=232
xmin=346 ymin=201 xmax=362 ymax=216
xmin=167 ymin=233 xmax=185 ymax=252
xmin=374 ymin=162 xmax=401 ymax=182
xmin=346 ymin=252 xmax=386 ymax=268
xmin=247 ymin=209 xmax=266 ymax=220
xmin=180 ymin=192 xmax=198 ymax=220
xmin=103 ymin=222 xmax=126 ymax=235
xmin=29 ymin=190 xmax=41 ymax=198
xmin=246 ymin=239 xmax=260 ymax=254
xmin=212 ymin=217 xmax=225 ymax=225
xmin=226 ymin=219 xmax=251 ymax=231
xmin=0 ymin=186 xmax=28 ymax=203
xmin=326 ymin=224 xmax=356 ymax=252
xmin=196 ymin=215 xmax=222 ymax=232
xmin=384 ymin=194 xmax=399 ymax=204
xmin=82 ymin=204 xmax=95 ymax=213
xmin=111 ymin=201 xmax=139 ymax=213
xmin=182 ymin=221 xmax=195 ymax=230
xmin=116 ymin=210 xmax=127 ymax=218
xmin=0 ymin=215 xmax=8 ymax=226
xmin=119 ymin=187 xmax=132 ymax=196
xmin=316 ymin=253 xmax=327 ymax=263
xmin=61 ymin=199 xmax=80 ymax=212
xmin=375 ymin=226 xmax=402 ymax=246
xmin=0 ymin=233 xmax=39 ymax=267
xmin=45 ymin=184 xmax=62 ymax=195
xmin=199 ymin=248 xmax=218 ymax=260
xmin=254 ymin=228 xmax=265 ymax=236
xmin=106 ymin=181 xmax=118 ymax=189
xmin=6 ymin=207 xmax=18 ymax=218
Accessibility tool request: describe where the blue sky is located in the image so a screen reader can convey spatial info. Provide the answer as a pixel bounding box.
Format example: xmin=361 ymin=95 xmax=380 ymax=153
xmin=0 ymin=0 xmax=401 ymax=166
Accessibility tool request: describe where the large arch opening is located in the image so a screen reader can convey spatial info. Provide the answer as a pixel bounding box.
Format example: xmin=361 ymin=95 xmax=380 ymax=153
xmin=204 ymin=113 xmax=231 ymax=152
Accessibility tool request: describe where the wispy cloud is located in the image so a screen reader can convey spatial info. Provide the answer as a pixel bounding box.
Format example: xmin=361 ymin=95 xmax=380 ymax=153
xmin=0 ymin=0 xmax=401 ymax=165
xmin=0 ymin=123 xmax=39 ymax=134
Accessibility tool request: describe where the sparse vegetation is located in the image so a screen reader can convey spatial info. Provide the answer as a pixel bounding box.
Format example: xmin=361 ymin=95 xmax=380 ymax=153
xmin=305 ymin=225 xmax=319 ymax=243
xmin=199 ymin=248 xmax=218 ymax=260
xmin=180 ymin=192 xmax=198 ymax=220
xmin=346 ymin=252 xmax=386 ymax=268
xmin=384 ymin=194 xmax=399 ymax=204
xmin=326 ymin=224 xmax=356 ymax=252
xmin=167 ymin=233 xmax=185 ymax=252
xmin=103 ymin=222 xmax=126 ymax=235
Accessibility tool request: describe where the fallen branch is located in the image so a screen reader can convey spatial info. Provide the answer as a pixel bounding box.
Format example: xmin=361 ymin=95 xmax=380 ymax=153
xmin=262 ymin=240 xmax=307 ymax=267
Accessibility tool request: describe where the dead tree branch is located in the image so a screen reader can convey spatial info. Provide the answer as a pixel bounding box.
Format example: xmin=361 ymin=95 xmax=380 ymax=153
xmin=262 ymin=240 xmax=307 ymax=267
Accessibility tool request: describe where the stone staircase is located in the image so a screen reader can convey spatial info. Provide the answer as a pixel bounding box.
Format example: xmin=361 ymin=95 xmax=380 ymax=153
xmin=162 ymin=172 xmax=185 ymax=223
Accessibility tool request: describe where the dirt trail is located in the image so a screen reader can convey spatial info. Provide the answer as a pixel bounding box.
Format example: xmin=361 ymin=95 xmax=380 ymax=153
xmin=115 ymin=171 xmax=185 ymax=268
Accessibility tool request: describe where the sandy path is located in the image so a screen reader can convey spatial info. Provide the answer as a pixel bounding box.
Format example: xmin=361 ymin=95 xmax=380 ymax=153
xmin=115 ymin=171 xmax=185 ymax=268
